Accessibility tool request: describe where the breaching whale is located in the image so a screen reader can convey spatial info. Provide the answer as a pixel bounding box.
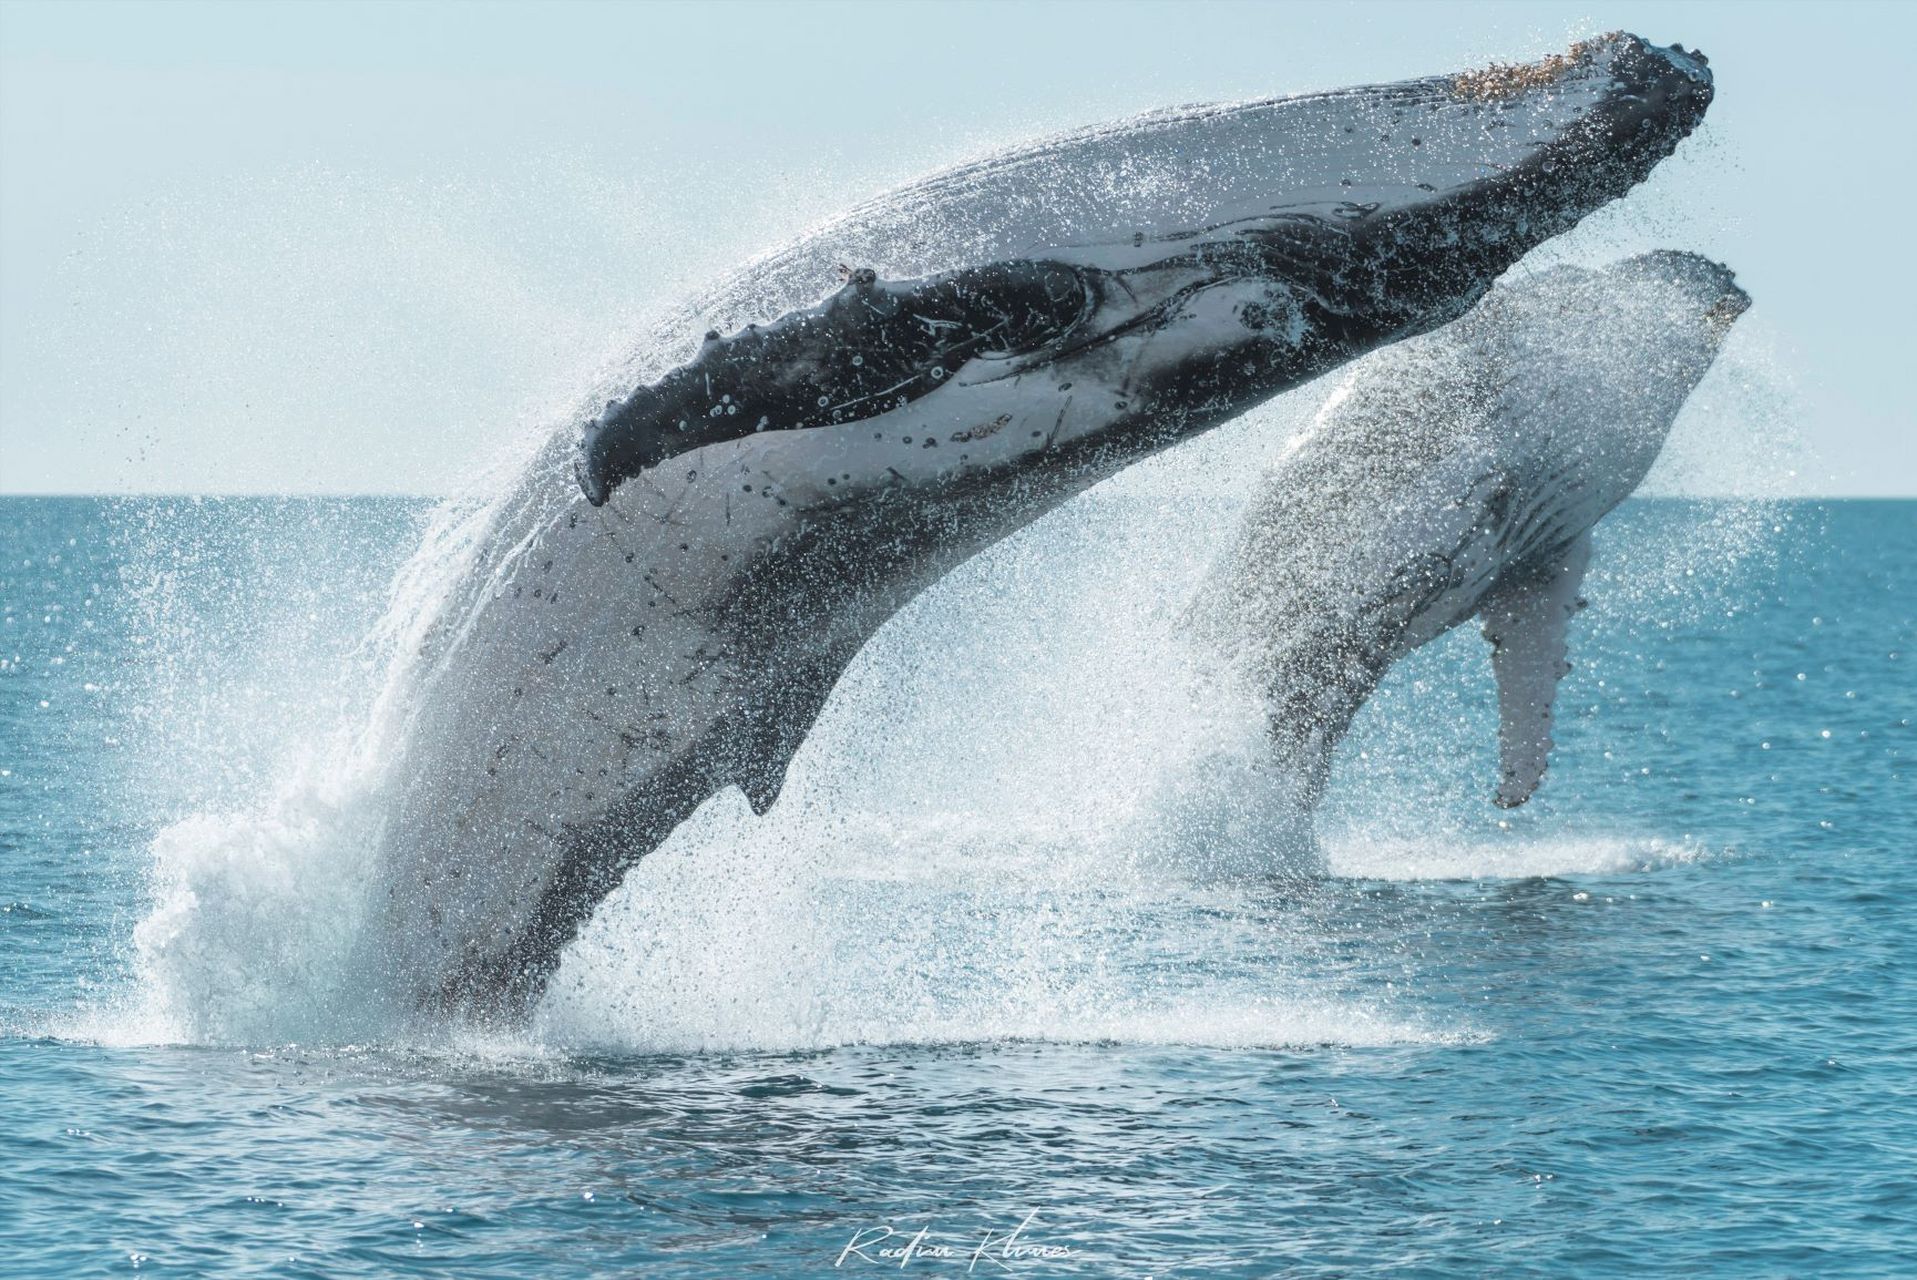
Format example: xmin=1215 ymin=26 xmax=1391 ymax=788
xmin=1189 ymin=251 xmax=1749 ymax=813
xmin=367 ymin=34 xmax=1715 ymax=1014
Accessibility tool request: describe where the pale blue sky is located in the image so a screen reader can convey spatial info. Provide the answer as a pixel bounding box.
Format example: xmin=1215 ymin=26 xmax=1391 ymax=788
xmin=1 ymin=0 xmax=1910 ymax=495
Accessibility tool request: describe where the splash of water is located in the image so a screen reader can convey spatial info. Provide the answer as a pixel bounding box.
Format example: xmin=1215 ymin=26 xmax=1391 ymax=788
xmin=95 ymin=282 xmax=1801 ymax=1052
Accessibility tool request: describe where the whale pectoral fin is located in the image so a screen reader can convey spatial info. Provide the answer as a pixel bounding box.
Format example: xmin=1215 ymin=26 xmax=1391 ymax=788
xmin=1479 ymin=533 xmax=1593 ymax=808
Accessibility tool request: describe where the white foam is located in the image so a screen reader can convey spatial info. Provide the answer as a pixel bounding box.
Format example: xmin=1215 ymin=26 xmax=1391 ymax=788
xmin=535 ymin=796 xmax=1442 ymax=1055
xmin=122 ymin=777 xmax=391 ymax=1046
xmin=1324 ymin=831 xmax=1709 ymax=881
xmin=96 ymin=374 xmax=1782 ymax=1053
xmin=94 ymin=466 xmax=1440 ymax=1053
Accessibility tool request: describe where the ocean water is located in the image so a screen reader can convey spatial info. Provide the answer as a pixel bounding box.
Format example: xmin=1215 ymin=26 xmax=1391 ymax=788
xmin=1 ymin=492 xmax=1911 ymax=1276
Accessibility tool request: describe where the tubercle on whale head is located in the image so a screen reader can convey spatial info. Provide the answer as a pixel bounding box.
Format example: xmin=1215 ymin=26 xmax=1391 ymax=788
xmin=1705 ymin=286 xmax=1752 ymax=340
xmin=1577 ymin=34 xmax=1714 ymax=159
xmin=1684 ymin=255 xmax=1753 ymax=341
xmin=1550 ymin=34 xmax=1714 ymax=188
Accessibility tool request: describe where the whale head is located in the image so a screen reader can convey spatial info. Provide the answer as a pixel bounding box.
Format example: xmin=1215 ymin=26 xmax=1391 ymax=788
xmin=1584 ymin=249 xmax=1750 ymax=400
xmin=576 ymin=33 xmax=1717 ymax=511
xmin=1459 ymin=248 xmax=1749 ymax=527
xmin=1614 ymin=249 xmax=1752 ymax=346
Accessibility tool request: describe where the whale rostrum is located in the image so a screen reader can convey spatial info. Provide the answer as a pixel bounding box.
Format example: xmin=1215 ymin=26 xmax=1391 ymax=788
xmin=366 ymin=34 xmax=1716 ymax=1015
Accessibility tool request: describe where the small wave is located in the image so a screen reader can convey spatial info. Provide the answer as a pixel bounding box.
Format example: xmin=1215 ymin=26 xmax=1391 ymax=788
xmin=535 ymin=995 xmax=1453 ymax=1057
xmin=506 ymin=789 xmax=1438 ymax=1057
xmin=1324 ymin=831 xmax=1710 ymax=881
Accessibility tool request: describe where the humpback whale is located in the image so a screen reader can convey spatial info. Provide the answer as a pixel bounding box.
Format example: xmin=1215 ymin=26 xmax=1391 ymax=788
xmin=368 ymin=34 xmax=1715 ymax=1014
xmin=1190 ymin=251 xmax=1749 ymax=813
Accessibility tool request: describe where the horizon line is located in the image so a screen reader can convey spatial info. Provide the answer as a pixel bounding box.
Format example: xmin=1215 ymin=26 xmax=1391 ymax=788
xmin=3 ymin=490 xmax=1915 ymax=502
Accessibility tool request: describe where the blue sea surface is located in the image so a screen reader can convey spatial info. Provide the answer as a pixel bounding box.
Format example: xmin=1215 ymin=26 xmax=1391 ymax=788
xmin=1 ymin=495 xmax=1911 ymax=1276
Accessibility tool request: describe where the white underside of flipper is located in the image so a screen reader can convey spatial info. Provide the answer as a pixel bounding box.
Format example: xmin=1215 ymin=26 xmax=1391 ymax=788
xmin=1479 ymin=532 xmax=1592 ymax=808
